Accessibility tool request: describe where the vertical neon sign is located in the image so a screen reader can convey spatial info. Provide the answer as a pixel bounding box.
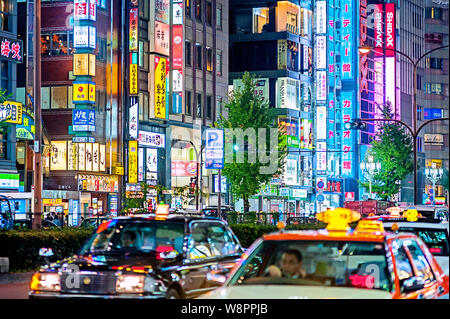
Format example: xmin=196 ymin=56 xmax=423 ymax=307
xmin=341 ymin=91 xmax=354 ymax=177
xmin=341 ymin=0 xmax=353 ymax=80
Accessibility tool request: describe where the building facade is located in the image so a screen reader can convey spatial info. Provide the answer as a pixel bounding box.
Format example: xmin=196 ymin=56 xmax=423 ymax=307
xmin=229 ymin=0 xmax=315 ymax=216
xmin=125 ymin=0 xmax=229 ymax=210
xmin=16 ymin=0 xmax=124 ymax=222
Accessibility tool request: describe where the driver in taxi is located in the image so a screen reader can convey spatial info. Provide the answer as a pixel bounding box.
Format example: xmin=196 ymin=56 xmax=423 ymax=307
xmin=266 ymin=249 xmax=307 ymax=279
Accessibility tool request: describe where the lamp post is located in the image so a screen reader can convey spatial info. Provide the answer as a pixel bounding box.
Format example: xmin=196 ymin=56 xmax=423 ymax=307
xmin=360 ymin=155 xmax=381 ymax=199
xmin=358 ymin=44 xmax=449 ymax=205
xmin=425 ymin=163 xmax=444 ymax=205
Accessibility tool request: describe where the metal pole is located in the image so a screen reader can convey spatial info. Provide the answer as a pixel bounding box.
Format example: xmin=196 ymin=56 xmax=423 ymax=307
xmin=218 ymin=169 xmax=221 ymax=219
xmin=413 ymin=64 xmax=418 ymax=205
xmin=109 ymin=0 xmax=113 ymax=176
xmin=432 ymin=179 xmax=436 ymax=206
xmin=32 ymin=0 xmax=42 ymax=230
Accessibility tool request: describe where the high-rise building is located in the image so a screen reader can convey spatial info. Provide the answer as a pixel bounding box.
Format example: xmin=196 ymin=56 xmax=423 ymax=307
xmin=16 ymin=0 xmax=124 ymax=221
xmin=1 ymin=0 xmax=28 ymax=217
xmin=229 ymin=0 xmax=315 ymax=215
xmin=125 ymin=0 xmax=229 ymax=210
xmin=421 ymin=0 xmax=449 ymax=205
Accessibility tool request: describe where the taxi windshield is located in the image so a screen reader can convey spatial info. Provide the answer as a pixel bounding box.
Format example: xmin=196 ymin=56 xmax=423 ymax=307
xmin=79 ymin=221 xmax=185 ymax=255
xmin=393 ymin=227 xmax=449 ymax=256
xmin=228 ymin=240 xmax=393 ymax=292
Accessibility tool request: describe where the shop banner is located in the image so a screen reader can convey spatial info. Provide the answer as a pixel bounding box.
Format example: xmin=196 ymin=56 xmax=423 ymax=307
xmin=138 ymin=131 xmax=165 ymax=148
xmin=172 ymin=1 xmax=183 ymax=25
xmin=154 ymin=56 xmax=167 ymax=119
xmin=173 ymin=69 xmax=183 ymax=92
xmin=172 ymin=25 xmax=183 ymax=69
xmin=171 ymin=161 xmax=197 ymax=176
xmin=16 ymin=105 xmax=35 ymax=140
xmin=129 ymin=8 xmax=138 ymax=51
xmin=374 ymin=4 xmax=383 ymax=56
xmin=0 ymin=100 xmax=23 ymax=124
xmin=138 ymin=147 xmax=144 ymax=181
xmin=385 ymin=3 xmax=395 ymax=57
xmin=0 ymin=36 xmax=23 ymax=63
xmin=129 ymin=140 xmax=138 ymax=183
xmin=146 ymin=148 xmax=158 ymax=175
xmin=73 ymin=82 xmax=89 ymax=103
xmin=172 ymin=92 xmax=182 ymax=114
xmin=129 ymin=97 xmax=139 ymax=139
xmin=155 ymin=0 xmax=170 ymax=24
xmin=277 ymin=40 xmax=287 ymax=69
xmin=72 ymin=109 xmax=95 ymax=132
xmin=50 ymin=141 xmax=67 ymax=171
xmin=129 ymin=63 xmax=138 ymax=95
xmin=155 ymin=21 xmax=170 ymax=56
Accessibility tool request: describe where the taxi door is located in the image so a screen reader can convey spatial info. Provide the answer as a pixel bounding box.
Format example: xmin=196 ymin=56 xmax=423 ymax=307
xmin=391 ymin=236 xmax=442 ymax=299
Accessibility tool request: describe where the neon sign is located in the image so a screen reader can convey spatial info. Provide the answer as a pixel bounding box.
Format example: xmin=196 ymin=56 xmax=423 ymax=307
xmin=341 ymin=0 xmax=353 ymax=79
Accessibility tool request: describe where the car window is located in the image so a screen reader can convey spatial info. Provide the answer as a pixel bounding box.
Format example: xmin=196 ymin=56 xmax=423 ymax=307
xmin=404 ymin=239 xmax=435 ymax=283
xmin=391 ymin=240 xmax=414 ymax=282
xmin=207 ymin=224 xmax=241 ymax=257
xmin=397 ymin=228 xmax=449 ymax=257
xmin=228 ymin=240 xmax=393 ymax=292
xmin=188 ymin=222 xmax=213 ymax=260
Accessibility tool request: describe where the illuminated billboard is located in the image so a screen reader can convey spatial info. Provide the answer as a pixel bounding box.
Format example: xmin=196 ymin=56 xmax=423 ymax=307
xmin=341 ymin=91 xmax=354 ymax=177
xmin=341 ymin=0 xmax=353 ymax=80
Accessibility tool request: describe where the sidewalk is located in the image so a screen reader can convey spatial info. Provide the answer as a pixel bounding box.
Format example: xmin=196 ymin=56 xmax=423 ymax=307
xmin=0 ymin=272 xmax=34 ymax=285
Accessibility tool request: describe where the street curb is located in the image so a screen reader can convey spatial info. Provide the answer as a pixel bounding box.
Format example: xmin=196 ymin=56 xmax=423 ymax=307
xmin=0 ymin=272 xmax=34 ymax=285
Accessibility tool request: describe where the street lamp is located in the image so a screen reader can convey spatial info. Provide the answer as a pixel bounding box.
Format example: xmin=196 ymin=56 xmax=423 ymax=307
xmin=425 ymin=163 xmax=444 ymax=205
xmin=360 ymin=155 xmax=381 ymax=199
xmin=357 ymin=44 xmax=449 ymax=205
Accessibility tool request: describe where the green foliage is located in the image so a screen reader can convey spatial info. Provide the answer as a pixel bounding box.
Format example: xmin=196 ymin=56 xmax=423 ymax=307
xmin=215 ymin=72 xmax=287 ymax=212
xmin=0 ymin=88 xmax=12 ymax=131
xmin=121 ymin=183 xmax=168 ymax=214
xmin=360 ymin=103 xmax=413 ymax=200
xmin=0 ymin=228 xmax=93 ymax=272
xmin=441 ymin=169 xmax=449 ymax=193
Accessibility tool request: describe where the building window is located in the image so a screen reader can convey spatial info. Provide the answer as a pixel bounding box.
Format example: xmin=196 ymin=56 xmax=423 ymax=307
xmin=253 ymin=8 xmax=270 ymax=33
xmin=206 ymin=95 xmax=212 ymax=119
xmin=206 ymin=1 xmax=212 ymax=25
xmin=0 ymin=0 xmax=11 ymax=32
xmin=196 ymin=0 xmax=202 ymax=21
xmin=41 ymin=31 xmax=73 ymax=56
xmin=0 ymin=129 xmax=7 ymax=159
xmin=417 ymin=105 xmax=422 ymax=121
xmin=216 ymin=4 xmax=222 ymax=30
xmin=138 ymin=0 xmax=150 ymax=19
xmin=185 ymin=40 xmax=192 ymax=66
xmin=0 ymin=61 xmax=9 ymax=92
xmin=426 ymin=57 xmax=443 ymax=70
xmin=206 ymin=46 xmax=212 ymax=72
xmin=195 ymin=43 xmax=202 ymax=69
xmin=216 ymin=49 xmax=222 ymax=76
xmin=216 ymin=96 xmax=223 ymax=117
xmin=186 ymin=0 xmax=191 ymax=18
xmin=424 ymin=83 xmax=443 ymax=95
xmin=186 ymin=90 xmax=192 ymax=115
xmin=425 ymin=7 xmax=442 ymax=20
xmin=196 ymin=93 xmax=202 ymax=118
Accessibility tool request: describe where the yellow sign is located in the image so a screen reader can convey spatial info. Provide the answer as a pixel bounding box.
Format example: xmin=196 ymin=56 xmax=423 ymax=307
xmin=89 ymin=82 xmax=96 ymax=103
xmin=316 ymin=208 xmax=361 ymax=232
xmin=43 ymin=199 xmax=63 ymax=206
xmin=130 ymin=64 xmax=138 ymax=95
xmin=89 ymin=54 xmax=96 ymax=76
xmin=128 ymin=140 xmax=138 ymax=183
xmin=154 ymin=56 xmax=167 ymax=119
xmin=0 ymin=101 xmax=23 ymax=124
xmin=73 ymin=54 xmax=89 ymax=75
xmin=73 ymin=82 xmax=89 ymax=103
xmin=403 ymin=209 xmax=419 ymax=222
xmin=113 ymin=167 xmax=125 ymax=175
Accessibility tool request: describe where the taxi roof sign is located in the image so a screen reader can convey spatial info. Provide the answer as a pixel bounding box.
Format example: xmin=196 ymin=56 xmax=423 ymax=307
xmin=355 ymin=220 xmax=385 ymax=235
xmin=155 ymin=204 xmax=170 ymax=220
xmin=403 ymin=208 xmax=419 ymax=222
xmin=386 ymin=206 xmax=404 ymax=218
xmin=316 ymin=208 xmax=360 ymax=233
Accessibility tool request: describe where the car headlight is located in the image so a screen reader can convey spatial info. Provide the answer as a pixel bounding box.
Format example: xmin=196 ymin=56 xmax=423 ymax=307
xmin=116 ymin=275 xmax=146 ymax=294
xmin=30 ymin=272 xmax=61 ymax=292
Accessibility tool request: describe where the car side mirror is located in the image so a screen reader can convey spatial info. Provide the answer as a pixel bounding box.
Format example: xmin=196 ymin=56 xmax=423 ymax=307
xmin=401 ymin=276 xmax=426 ymax=294
xmin=39 ymin=247 xmax=54 ymax=257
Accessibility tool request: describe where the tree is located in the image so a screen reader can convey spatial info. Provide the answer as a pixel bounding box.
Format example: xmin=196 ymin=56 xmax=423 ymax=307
xmin=441 ymin=169 xmax=449 ymax=193
xmin=0 ymin=88 xmax=12 ymax=131
xmin=216 ymin=72 xmax=286 ymax=213
xmin=360 ymin=102 xmax=414 ymax=201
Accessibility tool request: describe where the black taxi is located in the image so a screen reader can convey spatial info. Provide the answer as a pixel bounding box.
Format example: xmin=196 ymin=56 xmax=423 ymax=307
xmin=29 ymin=215 xmax=244 ymax=299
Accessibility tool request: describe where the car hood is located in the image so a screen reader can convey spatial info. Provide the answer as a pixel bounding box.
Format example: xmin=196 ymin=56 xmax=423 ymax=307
xmin=200 ymin=285 xmax=392 ymax=299
xmin=435 ymin=256 xmax=449 ymax=275
xmin=44 ymin=252 xmax=172 ymax=273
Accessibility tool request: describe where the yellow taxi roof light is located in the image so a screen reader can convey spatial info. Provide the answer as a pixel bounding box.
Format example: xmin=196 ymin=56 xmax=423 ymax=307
xmin=317 ymin=208 xmax=360 ymax=233
xmin=277 ymin=221 xmax=286 ymax=231
xmin=155 ymin=204 xmax=170 ymax=220
xmin=402 ymin=208 xmax=419 ymax=222
xmin=355 ymin=220 xmax=385 ymax=235
xmin=387 ymin=206 xmax=404 ymax=218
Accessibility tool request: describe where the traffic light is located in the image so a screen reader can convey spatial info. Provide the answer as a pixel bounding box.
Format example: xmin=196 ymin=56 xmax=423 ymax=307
xmin=189 ymin=177 xmax=197 ymax=194
xmin=344 ymin=119 xmax=367 ymax=130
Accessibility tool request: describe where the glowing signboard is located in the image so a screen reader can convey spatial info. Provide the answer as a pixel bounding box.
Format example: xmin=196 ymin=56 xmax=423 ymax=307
xmin=154 ymin=56 xmax=167 ymax=119
xmin=385 ymin=3 xmax=395 ymax=57
xmin=341 ymin=91 xmax=354 ymax=177
xmin=341 ymin=0 xmax=353 ymax=80
xmin=316 ymin=70 xmax=327 ymax=102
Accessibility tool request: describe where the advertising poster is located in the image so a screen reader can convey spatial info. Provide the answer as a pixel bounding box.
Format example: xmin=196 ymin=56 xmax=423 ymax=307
xmin=73 ymin=54 xmax=89 ymax=76
xmin=138 ymin=147 xmax=144 ymax=181
xmin=128 ymin=140 xmax=138 ymax=184
xmin=172 ymin=69 xmax=183 ymax=92
xmin=277 ymin=40 xmax=287 ymax=69
xmin=73 ymin=82 xmax=89 ymax=103
xmin=73 ymin=26 xmax=89 ymax=47
xmin=172 ymin=1 xmax=183 ymax=25
xmin=74 ymin=0 xmax=88 ymax=20
xmin=138 ymin=131 xmax=165 ymax=148
xmin=129 ymin=8 xmax=138 ymax=51
xmin=129 ymin=63 xmax=138 ymax=95
xmin=50 ymin=141 xmax=67 ymax=171
xmin=99 ymin=144 xmax=106 ymax=172
xmin=155 ymin=21 xmax=170 ymax=56
xmin=146 ymin=148 xmax=158 ymax=175
xmin=129 ymin=98 xmax=139 ymax=139
xmin=172 ymin=25 xmax=183 ymax=69
xmin=154 ymin=56 xmax=167 ymax=119
xmin=155 ymin=0 xmax=170 ymax=24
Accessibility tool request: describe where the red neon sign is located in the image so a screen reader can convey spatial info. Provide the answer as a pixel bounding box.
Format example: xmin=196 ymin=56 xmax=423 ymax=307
xmin=385 ymin=3 xmax=396 ymax=57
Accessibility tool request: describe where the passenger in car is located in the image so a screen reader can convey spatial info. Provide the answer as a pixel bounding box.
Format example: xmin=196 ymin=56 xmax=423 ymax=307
xmin=266 ymin=249 xmax=307 ymax=279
